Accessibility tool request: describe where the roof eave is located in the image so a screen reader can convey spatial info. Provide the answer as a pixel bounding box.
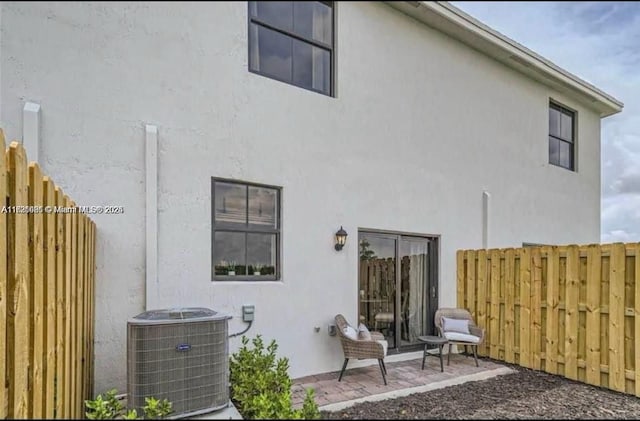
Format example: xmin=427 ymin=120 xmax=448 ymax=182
xmin=386 ymin=1 xmax=623 ymax=118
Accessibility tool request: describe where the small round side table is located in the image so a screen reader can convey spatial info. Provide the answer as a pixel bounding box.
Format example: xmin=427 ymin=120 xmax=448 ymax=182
xmin=418 ymin=335 xmax=448 ymax=372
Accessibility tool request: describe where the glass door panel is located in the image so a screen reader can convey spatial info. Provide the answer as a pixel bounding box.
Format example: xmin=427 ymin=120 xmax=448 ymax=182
xmin=399 ymin=237 xmax=430 ymax=347
xmin=358 ymin=234 xmax=397 ymax=349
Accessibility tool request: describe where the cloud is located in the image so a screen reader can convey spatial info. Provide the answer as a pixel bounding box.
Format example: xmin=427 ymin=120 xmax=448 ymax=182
xmin=453 ymin=1 xmax=640 ymax=243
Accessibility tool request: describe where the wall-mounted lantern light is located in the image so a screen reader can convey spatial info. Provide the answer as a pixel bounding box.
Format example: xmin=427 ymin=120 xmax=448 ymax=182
xmin=334 ymin=226 xmax=348 ymax=251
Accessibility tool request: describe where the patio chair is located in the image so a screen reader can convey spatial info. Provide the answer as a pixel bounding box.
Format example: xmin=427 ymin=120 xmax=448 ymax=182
xmin=434 ymin=308 xmax=485 ymax=367
xmin=335 ymin=314 xmax=388 ymax=385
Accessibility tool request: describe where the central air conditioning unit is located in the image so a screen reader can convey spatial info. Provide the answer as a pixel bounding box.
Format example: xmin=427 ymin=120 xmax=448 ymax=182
xmin=127 ymin=307 xmax=232 ymax=419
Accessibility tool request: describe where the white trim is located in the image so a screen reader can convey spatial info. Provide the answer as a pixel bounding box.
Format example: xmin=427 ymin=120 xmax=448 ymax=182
xmin=145 ymin=124 xmax=158 ymax=310
xmin=23 ymin=102 xmax=41 ymax=163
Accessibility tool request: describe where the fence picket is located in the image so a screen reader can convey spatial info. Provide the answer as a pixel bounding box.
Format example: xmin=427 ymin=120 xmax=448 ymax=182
xmin=546 ymin=246 xmax=559 ymax=374
xmin=586 ymin=244 xmax=601 ymax=387
xmin=565 ymin=245 xmax=579 ymax=380
xmin=609 ymin=243 xmax=626 ymax=392
xmin=519 ymin=247 xmax=531 ymax=368
xmin=489 ymin=249 xmax=500 ymax=359
xmin=456 ymin=250 xmax=465 ymax=308
xmin=477 ymin=250 xmax=487 ymax=356
xmin=531 ymin=248 xmax=542 ymax=370
xmin=43 ymin=177 xmax=57 ymax=418
xmin=504 ymin=248 xmax=516 ymax=364
xmin=465 ymin=250 xmax=476 ymax=321
xmin=28 ymin=163 xmax=45 ymax=418
xmin=7 ymin=142 xmax=31 ymax=418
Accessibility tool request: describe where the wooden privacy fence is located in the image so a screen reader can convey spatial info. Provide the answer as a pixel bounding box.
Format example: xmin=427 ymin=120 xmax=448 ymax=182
xmin=457 ymin=243 xmax=640 ymax=397
xmin=0 ymin=132 xmax=97 ymax=419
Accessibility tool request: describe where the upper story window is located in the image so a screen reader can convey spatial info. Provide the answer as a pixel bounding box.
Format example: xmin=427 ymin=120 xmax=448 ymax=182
xmin=248 ymin=1 xmax=334 ymax=96
xmin=549 ymin=102 xmax=575 ymax=171
xmin=212 ymin=178 xmax=281 ymax=281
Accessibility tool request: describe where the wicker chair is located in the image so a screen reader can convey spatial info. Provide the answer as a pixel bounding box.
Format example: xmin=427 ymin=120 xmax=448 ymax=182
xmin=434 ymin=308 xmax=485 ymax=367
xmin=334 ymin=314 xmax=388 ymax=385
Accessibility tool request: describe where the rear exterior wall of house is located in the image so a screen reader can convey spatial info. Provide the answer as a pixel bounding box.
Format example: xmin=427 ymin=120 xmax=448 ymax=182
xmin=0 ymin=2 xmax=601 ymax=393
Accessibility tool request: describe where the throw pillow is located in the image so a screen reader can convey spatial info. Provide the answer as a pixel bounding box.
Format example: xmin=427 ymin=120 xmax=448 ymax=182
xmin=358 ymin=323 xmax=372 ymax=340
xmin=442 ymin=317 xmax=470 ymax=334
xmin=343 ymin=325 xmax=358 ymax=340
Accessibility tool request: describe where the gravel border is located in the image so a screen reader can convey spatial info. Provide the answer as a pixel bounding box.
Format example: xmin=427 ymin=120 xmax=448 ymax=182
xmin=321 ymin=361 xmax=640 ymax=419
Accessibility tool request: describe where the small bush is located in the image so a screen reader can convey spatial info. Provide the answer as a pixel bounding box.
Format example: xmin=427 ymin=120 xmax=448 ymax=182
xmin=85 ymin=389 xmax=172 ymax=420
xmin=229 ymin=335 xmax=320 ymax=420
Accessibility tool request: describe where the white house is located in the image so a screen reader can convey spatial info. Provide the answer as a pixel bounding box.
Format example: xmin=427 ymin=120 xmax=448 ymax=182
xmin=0 ymin=1 xmax=623 ymax=394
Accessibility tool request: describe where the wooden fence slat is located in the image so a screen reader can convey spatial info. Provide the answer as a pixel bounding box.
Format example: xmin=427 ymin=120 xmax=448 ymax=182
xmin=489 ymin=249 xmax=500 ymax=359
xmin=519 ymin=247 xmax=531 ymax=368
xmin=531 ymin=247 xmax=542 ymax=370
xmin=635 ymin=243 xmax=640 ymax=396
xmin=545 ymin=246 xmax=559 ymax=374
xmin=28 ymin=163 xmax=45 ymax=418
xmin=90 ymin=222 xmax=96 ymax=398
xmin=477 ymin=250 xmax=487 ymax=356
xmin=0 ymin=131 xmax=6 ymax=419
xmin=55 ymin=187 xmax=66 ymax=419
xmin=43 ymin=177 xmax=57 ymax=418
xmin=586 ymin=244 xmax=602 ymax=387
xmin=466 ymin=250 xmax=476 ymax=322
xmin=504 ymin=248 xmax=516 ymax=364
xmin=63 ymin=195 xmax=73 ymax=417
xmin=76 ymin=214 xmax=85 ymax=411
xmin=609 ymin=243 xmax=626 ymax=392
xmin=565 ymin=245 xmax=580 ymax=380
xmin=83 ymin=218 xmax=90 ymax=402
xmin=69 ymin=200 xmax=78 ymax=418
xmin=456 ymin=250 xmax=464 ymax=308
xmin=7 ymin=142 xmax=31 ymax=418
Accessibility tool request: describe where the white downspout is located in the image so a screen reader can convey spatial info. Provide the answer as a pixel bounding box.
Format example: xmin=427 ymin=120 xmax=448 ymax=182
xmin=145 ymin=124 xmax=158 ymax=310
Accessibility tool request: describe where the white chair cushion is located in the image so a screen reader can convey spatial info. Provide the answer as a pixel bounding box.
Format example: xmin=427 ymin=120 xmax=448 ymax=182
xmin=442 ymin=317 xmax=470 ymax=334
xmin=358 ymin=323 xmax=372 ymax=340
xmin=444 ymin=332 xmax=480 ymax=343
xmin=343 ymin=325 xmax=358 ymax=340
xmin=376 ymin=339 xmax=388 ymax=357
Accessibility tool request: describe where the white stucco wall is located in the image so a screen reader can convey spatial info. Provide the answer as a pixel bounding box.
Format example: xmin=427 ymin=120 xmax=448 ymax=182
xmin=1 ymin=2 xmax=603 ymax=394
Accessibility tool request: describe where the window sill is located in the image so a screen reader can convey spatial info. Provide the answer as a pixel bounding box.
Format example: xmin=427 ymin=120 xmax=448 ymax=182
xmin=212 ymin=276 xmax=280 ymax=282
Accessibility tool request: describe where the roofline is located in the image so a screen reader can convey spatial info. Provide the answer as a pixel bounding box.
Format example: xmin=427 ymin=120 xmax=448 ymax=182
xmin=386 ymin=1 xmax=624 ymax=117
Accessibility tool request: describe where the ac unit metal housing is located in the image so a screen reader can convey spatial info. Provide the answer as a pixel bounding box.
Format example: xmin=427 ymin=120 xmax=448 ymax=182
xmin=127 ymin=308 xmax=232 ymax=418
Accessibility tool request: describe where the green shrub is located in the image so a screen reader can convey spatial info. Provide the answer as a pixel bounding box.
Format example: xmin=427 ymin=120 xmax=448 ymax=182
xmin=85 ymin=389 xmax=172 ymax=420
xmin=229 ymin=335 xmax=320 ymax=420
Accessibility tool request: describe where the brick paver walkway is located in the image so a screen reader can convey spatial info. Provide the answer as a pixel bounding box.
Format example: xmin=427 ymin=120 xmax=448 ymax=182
xmin=292 ymin=354 xmax=505 ymax=408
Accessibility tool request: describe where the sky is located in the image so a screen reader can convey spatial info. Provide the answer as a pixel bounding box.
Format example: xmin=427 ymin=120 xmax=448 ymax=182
xmin=452 ymin=1 xmax=640 ymax=243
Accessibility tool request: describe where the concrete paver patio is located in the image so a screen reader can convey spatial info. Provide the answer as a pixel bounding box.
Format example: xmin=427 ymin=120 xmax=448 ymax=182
xmin=292 ymin=353 xmax=511 ymax=410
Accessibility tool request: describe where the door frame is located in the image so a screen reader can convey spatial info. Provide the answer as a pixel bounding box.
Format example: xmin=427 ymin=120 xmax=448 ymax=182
xmin=358 ymin=228 xmax=440 ymax=354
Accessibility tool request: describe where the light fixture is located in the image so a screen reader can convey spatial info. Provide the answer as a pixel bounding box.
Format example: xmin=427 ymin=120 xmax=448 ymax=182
xmin=334 ymin=226 xmax=348 ymax=251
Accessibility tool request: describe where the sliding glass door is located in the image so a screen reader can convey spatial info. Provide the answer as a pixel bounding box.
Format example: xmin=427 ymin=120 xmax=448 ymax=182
xmin=358 ymin=230 xmax=438 ymax=351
